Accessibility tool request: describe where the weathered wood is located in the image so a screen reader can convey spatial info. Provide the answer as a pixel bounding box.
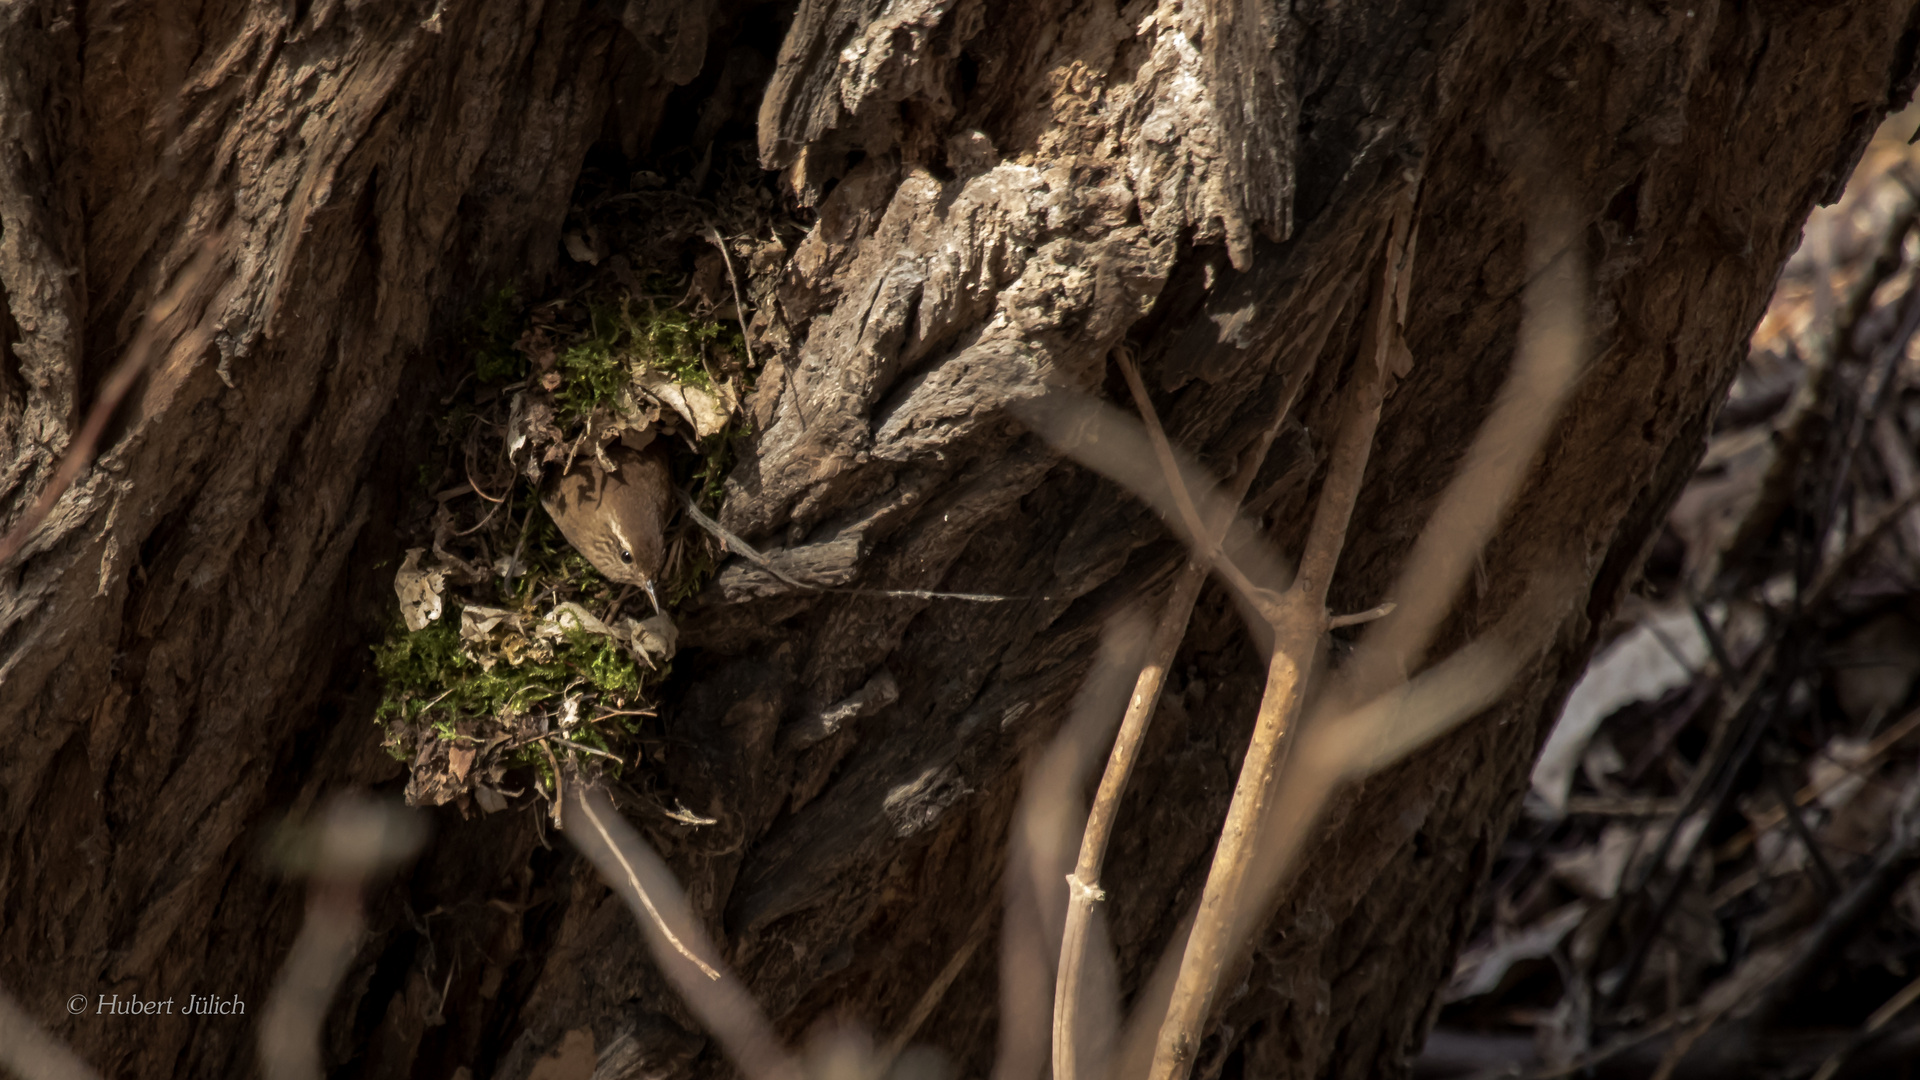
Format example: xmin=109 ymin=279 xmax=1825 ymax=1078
xmin=2 ymin=0 xmax=1916 ymax=1078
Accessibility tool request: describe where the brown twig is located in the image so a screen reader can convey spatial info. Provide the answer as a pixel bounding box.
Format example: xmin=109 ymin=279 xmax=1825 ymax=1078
xmin=1114 ymin=348 xmax=1273 ymax=612
xmin=704 ymin=223 xmax=757 ymax=371
xmin=883 ymin=900 xmax=997 ymax=1073
xmin=575 ymin=793 xmax=718 ymax=979
xmin=1052 ymin=349 xmax=1312 ymax=1080
xmin=1149 ymin=195 xmax=1419 ymax=1080
xmin=260 ymin=799 xmax=426 ymax=1080
xmin=564 ymin=787 xmax=802 ymax=1080
xmin=1718 ymin=705 xmax=1920 ymax=860
xmin=1811 ymin=970 xmax=1920 ymax=1080
xmin=1750 ymin=776 xmax=1920 ymax=1028
xmin=1328 ymin=205 xmax=1583 ymax=710
xmin=1004 ymin=614 xmax=1150 ymax=1080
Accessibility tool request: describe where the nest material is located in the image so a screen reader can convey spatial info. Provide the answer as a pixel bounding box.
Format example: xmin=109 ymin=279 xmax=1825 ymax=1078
xmin=375 ymin=142 xmax=801 ymax=816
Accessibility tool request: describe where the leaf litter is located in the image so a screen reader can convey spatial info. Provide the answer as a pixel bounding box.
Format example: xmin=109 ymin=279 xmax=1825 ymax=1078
xmin=1425 ymin=106 xmax=1920 ymax=1080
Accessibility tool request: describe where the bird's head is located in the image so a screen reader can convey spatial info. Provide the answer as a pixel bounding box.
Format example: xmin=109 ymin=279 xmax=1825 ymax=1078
xmin=541 ymin=445 xmax=672 ymax=609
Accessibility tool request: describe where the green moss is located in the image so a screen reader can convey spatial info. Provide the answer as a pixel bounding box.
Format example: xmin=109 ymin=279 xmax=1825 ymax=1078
xmin=562 ymin=625 xmax=644 ymax=698
xmin=372 ymin=606 xmax=647 ymax=734
xmin=470 ymin=287 xmax=526 ymax=383
xmin=553 ymin=296 xmax=745 ymax=423
xmin=663 ymin=542 xmax=718 ymax=607
xmin=381 ymin=276 xmax=760 ymax=798
xmin=375 ymin=617 xmax=555 ymax=728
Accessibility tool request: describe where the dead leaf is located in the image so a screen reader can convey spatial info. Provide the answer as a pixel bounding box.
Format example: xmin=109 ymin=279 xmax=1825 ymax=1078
xmin=1447 ymin=902 xmax=1590 ymax=1002
xmin=473 ymin=784 xmax=508 ymax=814
xmin=394 ymin=548 xmax=448 ymax=632
xmin=538 ymin=602 xmax=615 ymax=641
xmin=1531 ymin=607 xmax=1710 ymax=817
xmin=459 ymin=604 xmax=523 ymax=642
xmin=621 ymin=613 xmax=678 ymax=668
xmin=448 ymin=743 xmax=476 ymax=784
xmin=630 ymin=369 xmax=736 ymax=439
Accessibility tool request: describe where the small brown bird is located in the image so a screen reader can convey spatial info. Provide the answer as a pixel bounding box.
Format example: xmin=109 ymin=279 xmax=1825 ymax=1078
xmin=541 ymin=443 xmax=673 ymax=611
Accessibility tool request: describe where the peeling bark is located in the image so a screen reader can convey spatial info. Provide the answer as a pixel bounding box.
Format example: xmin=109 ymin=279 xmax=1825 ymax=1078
xmin=2 ymin=1 xmax=1916 ymax=1079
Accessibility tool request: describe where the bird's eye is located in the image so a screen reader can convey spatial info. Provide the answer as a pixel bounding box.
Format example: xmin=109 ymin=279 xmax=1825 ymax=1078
xmin=620 ymin=548 xmax=633 ymax=563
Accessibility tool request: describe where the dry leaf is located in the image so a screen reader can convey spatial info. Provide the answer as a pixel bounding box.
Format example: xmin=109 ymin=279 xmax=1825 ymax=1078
xmin=1447 ymin=902 xmax=1589 ymax=1002
xmin=622 ymin=613 xmax=679 ymax=669
xmin=630 ymin=369 xmax=737 ymax=439
xmin=448 ymin=743 xmax=476 ymax=784
xmin=538 ymin=602 xmax=616 ymax=641
xmin=394 ymin=548 xmax=448 ymax=632
xmin=1531 ymin=606 xmax=1709 ymax=818
xmin=459 ymin=604 xmax=523 ymax=642
xmin=473 ymin=784 xmax=509 ymax=814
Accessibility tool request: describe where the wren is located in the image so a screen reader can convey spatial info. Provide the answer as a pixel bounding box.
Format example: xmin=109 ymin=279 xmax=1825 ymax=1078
xmin=541 ymin=443 xmax=673 ymax=611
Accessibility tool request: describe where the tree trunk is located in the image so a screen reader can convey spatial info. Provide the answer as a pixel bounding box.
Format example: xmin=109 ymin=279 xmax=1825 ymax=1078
xmin=2 ymin=1 xmax=1914 ymax=1078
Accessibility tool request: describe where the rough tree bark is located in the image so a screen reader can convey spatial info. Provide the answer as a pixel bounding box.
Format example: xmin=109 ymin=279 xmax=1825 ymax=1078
xmin=2 ymin=1 xmax=1915 ymax=1078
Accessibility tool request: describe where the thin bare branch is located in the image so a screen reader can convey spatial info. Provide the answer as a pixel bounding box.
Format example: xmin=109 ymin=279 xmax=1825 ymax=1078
xmin=1053 ymin=353 xmax=1313 ymax=1080
xmin=260 ymin=799 xmax=426 ymax=1080
xmin=1114 ymin=348 xmax=1217 ymax=576
xmin=881 ymin=902 xmax=997 ymax=1073
xmin=1330 ymin=206 xmax=1585 ymax=709
xmin=1010 ymin=390 xmax=1295 ymax=617
xmin=564 ymin=786 xmax=803 ymax=1080
xmin=1000 ymin=614 xmax=1150 ymax=1080
xmin=577 ymin=794 xmax=718 ymax=978
xmin=704 ymin=223 xmax=758 ymax=371
xmin=1147 ymin=194 xmax=1420 ymax=1080
xmin=0 ymin=986 xmax=102 ymax=1080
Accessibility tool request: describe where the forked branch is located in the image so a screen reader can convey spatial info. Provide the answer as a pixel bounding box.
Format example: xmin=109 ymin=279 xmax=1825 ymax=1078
xmin=1147 ymin=193 xmax=1420 ymax=1080
xmin=1052 ymin=348 xmax=1313 ymax=1080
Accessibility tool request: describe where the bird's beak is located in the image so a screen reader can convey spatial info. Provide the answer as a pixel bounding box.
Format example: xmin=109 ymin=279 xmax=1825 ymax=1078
xmin=643 ymin=579 xmax=662 ymax=615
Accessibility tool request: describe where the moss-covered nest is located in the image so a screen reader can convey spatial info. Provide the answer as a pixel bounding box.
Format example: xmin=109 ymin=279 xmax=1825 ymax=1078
xmin=374 ymin=147 xmax=801 ymax=815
